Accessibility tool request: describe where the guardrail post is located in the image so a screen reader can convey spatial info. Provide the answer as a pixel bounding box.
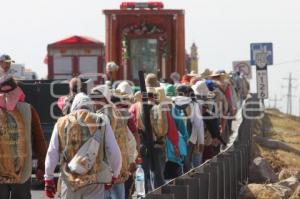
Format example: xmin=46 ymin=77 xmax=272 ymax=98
xmin=204 ymin=162 xmax=218 ymax=199
xmin=161 ymin=185 xmax=189 ymax=199
xmin=196 ymin=171 xmax=209 ymax=199
xmin=211 ymin=160 xmax=225 ymax=199
xmin=175 ymin=177 xmax=199 ymax=199
xmin=241 ymin=144 xmax=248 ymax=183
xmin=230 ymin=150 xmax=238 ymax=199
xmin=222 ymin=154 xmax=232 ymax=199
xmin=234 ymin=146 xmax=243 ymax=197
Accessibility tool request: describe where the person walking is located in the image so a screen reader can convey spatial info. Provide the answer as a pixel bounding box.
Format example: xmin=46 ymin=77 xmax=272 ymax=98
xmin=0 ymin=54 xmax=15 ymax=75
xmin=90 ymin=85 xmax=132 ymax=199
xmin=44 ymin=93 xmax=122 ymax=199
xmin=57 ymin=77 xmax=85 ymax=115
xmin=0 ymin=76 xmax=47 ymax=199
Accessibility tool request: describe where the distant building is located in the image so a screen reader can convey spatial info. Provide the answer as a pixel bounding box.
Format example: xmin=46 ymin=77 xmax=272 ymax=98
xmin=185 ymin=43 xmax=199 ymax=74
xmin=190 ymin=43 xmax=198 ymax=73
xmin=24 ymin=68 xmax=37 ymax=80
xmin=9 ymin=64 xmax=37 ymax=80
xmin=9 ymin=64 xmax=25 ymax=79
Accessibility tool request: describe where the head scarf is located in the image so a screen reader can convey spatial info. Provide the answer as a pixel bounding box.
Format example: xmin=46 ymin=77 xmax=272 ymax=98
xmin=0 ymin=76 xmax=25 ymax=111
xmin=70 ymin=93 xmax=94 ymax=112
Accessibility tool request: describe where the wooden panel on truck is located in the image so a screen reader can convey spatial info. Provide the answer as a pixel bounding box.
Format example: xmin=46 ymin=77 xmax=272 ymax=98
xmin=53 ymin=56 xmax=73 ymax=79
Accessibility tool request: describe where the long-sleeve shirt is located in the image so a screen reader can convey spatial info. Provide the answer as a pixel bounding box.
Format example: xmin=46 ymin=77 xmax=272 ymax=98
xmin=188 ymin=102 xmax=205 ymax=145
xmin=31 ymin=106 xmax=48 ymax=171
xmin=44 ymin=121 xmax=122 ymax=180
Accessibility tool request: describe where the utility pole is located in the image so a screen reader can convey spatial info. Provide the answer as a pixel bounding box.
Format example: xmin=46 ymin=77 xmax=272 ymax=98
xmin=268 ymin=94 xmax=279 ymax=109
xmin=287 ymin=73 xmax=292 ymax=114
xmin=282 ymin=73 xmax=297 ymax=115
xmin=299 ymin=98 xmax=300 ymax=117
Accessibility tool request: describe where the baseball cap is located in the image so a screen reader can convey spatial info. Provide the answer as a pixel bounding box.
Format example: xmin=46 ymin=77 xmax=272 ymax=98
xmin=0 ymin=54 xmax=15 ymax=63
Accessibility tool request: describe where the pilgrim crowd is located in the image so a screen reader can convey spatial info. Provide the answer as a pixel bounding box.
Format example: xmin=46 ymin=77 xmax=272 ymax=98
xmin=0 ymin=54 xmax=249 ymax=199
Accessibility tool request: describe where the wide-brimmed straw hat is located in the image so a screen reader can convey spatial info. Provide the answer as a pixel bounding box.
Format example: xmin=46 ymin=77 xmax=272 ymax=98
xmin=145 ymin=73 xmax=160 ymax=88
xmin=155 ymin=87 xmax=172 ymax=103
xmin=209 ymin=70 xmax=228 ymax=78
xmin=200 ymin=69 xmax=213 ymax=79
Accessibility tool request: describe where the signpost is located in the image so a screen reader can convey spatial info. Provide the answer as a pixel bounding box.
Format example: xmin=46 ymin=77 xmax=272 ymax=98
xmin=232 ymin=60 xmax=252 ymax=79
xmin=250 ymin=43 xmax=273 ymax=99
xmin=255 ymin=52 xmax=268 ymax=99
xmin=251 ymin=42 xmax=273 ymax=137
xmin=256 ymin=69 xmax=268 ymax=99
xmin=250 ymin=43 xmax=273 ymax=66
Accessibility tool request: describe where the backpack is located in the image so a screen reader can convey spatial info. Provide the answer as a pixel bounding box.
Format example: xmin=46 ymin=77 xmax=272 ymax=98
xmin=150 ymin=104 xmax=168 ymax=140
xmin=57 ymin=110 xmax=111 ymax=190
xmin=67 ymin=119 xmax=104 ymax=175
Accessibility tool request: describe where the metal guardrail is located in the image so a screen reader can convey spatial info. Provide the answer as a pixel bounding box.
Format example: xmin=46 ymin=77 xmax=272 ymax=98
xmin=145 ymin=95 xmax=259 ymax=199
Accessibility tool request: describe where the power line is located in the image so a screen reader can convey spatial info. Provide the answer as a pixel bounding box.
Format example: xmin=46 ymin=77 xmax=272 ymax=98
xmin=268 ymin=94 xmax=281 ymax=109
xmin=274 ymin=59 xmax=300 ymax=66
xmin=282 ymin=73 xmax=298 ymax=115
xmin=299 ymin=98 xmax=300 ymax=117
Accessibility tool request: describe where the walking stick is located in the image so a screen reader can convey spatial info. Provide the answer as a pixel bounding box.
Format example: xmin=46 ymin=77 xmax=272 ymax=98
xmin=138 ymin=71 xmax=155 ymax=172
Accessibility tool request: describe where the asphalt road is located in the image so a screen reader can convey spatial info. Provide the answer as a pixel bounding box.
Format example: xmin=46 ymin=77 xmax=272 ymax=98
xmin=31 ymin=177 xmax=59 ymax=199
xmin=32 ymin=187 xmax=59 ymax=199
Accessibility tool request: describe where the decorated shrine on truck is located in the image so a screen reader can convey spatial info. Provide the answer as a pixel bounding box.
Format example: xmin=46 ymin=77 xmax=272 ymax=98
xmin=103 ymin=2 xmax=185 ymax=82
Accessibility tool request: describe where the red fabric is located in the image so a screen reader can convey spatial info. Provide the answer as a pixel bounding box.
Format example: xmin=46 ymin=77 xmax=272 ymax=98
xmin=166 ymin=112 xmax=179 ymax=151
xmin=117 ymin=103 xmax=138 ymax=134
xmin=104 ymin=176 xmax=118 ymax=190
xmin=127 ymin=117 xmax=137 ymax=134
xmin=44 ymin=179 xmax=56 ymax=198
xmin=57 ymin=96 xmax=66 ymax=111
xmin=129 ymin=103 xmax=138 ymax=129
xmin=0 ymin=87 xmax=26 ymax=111
xmin=180 ymin=75 xmax=193 ymax=84
xmin=225 ymin=84 xmax=232 ymax=104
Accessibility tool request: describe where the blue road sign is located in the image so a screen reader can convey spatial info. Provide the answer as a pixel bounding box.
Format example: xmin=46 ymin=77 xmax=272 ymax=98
xmin=250 ymin=43 xmax=273 ymax=66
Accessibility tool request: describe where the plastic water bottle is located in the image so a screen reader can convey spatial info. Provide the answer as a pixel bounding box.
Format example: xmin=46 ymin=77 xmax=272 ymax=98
xmin=135 ymin=164 xmax=145 ymax=197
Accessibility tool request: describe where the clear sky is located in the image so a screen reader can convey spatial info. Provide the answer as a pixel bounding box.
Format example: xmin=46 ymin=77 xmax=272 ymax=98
xmin=1 ymin=0 xmax=300 ymax=115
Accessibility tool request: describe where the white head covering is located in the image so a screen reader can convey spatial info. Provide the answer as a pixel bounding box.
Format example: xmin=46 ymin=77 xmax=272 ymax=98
xmin=91 ymin=85 xmax=112 ymax=103
xmin=192 ymin=80 xmax=215 ymax=98
xmin=172 ymin=96 xmax=192 ymax=106
xmin=116 ymin=81 xmax=133 ymax=95
xmin=70 ymin=92 xmax=94 ymax=112
xmin=192 ymin=80 xmax=209 ymax=95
